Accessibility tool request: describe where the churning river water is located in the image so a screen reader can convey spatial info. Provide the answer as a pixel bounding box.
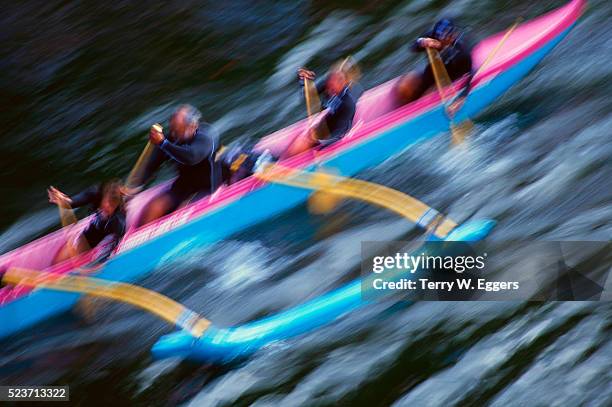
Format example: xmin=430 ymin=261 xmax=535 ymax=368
xmin=0 ymin=0 xmax=610 ymax=406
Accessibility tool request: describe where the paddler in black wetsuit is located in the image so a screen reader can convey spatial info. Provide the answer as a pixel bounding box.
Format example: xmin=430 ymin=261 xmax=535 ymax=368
xmin=214 ymin=60 xmax=361 ymax=183
xmin=281 ymin=65 xmax=358 ymax=158
xmin=48 ymin=180 xmax=126 ymax=264
xmin=136 ymin=104 xmax=222 ymax=226
xmin=396 ymin=18 xmax=474 ymax=112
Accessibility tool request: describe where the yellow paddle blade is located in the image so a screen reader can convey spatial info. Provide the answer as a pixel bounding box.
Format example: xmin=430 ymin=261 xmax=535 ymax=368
xmin=426 ymin=48 xmax=452 ymax=91
xmin=427 ymin=18 xmax=521 ymax=146
xmin=425 ymin=48 xmax=474 ymax=145
xmin=257 ymin=165 xmax=457 ymax=239
xmin=3 ymin=268 xmax=211 ymax=338
xmin=450 ymin=120 xmax=473 ymax=145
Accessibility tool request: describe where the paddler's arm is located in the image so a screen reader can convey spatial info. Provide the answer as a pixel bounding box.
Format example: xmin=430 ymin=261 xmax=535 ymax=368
xmin=48 ymin=185 xmax=100 ymax=209
xmin=158 ymin=126 xmax=217 ymax=166
xmin=69 ymin=185 xmax=101 ymax=208
xmin=298 ymin=68 xmax=327 ymax=98
xmin=412 ymin=29 xmax=440 ymax=52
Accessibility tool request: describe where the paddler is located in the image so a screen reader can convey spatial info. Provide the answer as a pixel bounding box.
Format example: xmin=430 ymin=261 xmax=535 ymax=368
xmin=281 ymin=63 xmax=358 ymax=158
xmin=48 ymin=179 xmax=126 ymax=263
xmin=396 ymin=18 xmax=473 ymax=111
xmin=135 ymin=104 xmax=222 ymax=226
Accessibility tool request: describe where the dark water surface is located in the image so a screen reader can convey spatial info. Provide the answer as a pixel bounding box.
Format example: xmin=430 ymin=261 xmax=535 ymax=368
xmin=1 ymin=0 xmax=611 ymax=406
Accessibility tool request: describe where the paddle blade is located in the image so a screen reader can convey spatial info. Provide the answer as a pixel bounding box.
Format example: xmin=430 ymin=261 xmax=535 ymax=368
xmin=425 ymin=48 xmax=474 ymax=145
xmin=445 ymin=18 xmax=522 ymax=146
xmin=450 ymin=120 xmax=473 ymax=145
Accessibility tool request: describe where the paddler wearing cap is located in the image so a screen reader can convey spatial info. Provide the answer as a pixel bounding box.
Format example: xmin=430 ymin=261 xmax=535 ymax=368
xmin=396 ymin=18 xmax=474 ymax=111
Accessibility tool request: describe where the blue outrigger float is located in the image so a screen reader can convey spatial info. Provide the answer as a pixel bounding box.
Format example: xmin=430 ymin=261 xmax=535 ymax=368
xmin=1 ymin=0 xmax=585 ymax=363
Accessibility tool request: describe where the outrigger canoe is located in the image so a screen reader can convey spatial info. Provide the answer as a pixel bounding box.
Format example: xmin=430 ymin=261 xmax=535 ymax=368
xmin=0 ymin=0 xmax=585 ymax=351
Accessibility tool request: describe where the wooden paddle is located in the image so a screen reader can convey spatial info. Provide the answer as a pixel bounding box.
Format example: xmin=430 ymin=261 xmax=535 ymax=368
xmin=257 ymin=164 xmax=458 ymax=239
xmin=303 ymin=74 xmax=340 ymax=213
xmin=473 ymin=18 xmax=522 ymax=79
xmin=426 ymin=47 xmax=472 ymax=145
xmin=426 ymin=18 xmax=522 ymax=145
xmin=3 ymin=267 xmax=211 ymax=338
xmin=305 ymin=55 xmax=358 ymax=142
xmin=305 ymin=57 xmax=361 ymax=214
xmin=295 ymin=58 xmax=458 ymax=230
xmin=125 ymin=124 xmax=162 ymax=189
xmin=47 ymin=186 xmax=91 ymax=262
xmin=303 ymin=78 xmax=322 ymax=118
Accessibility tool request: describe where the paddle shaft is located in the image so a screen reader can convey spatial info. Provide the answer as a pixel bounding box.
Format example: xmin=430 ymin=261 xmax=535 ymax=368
xmin=126 ymin=140 xmax=156 ymax=189
xmin=303 ymin=78 xmax=321 ymax=117
xmin=473 ymin=18 xmax=522 ymax=79
xmin=54 ymin=197 xmax=90 ymax=259
xmin=303 ymin=78 xmax=331 ymax=145
xmin=425 ymin=47 xmax=471 ymax=145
